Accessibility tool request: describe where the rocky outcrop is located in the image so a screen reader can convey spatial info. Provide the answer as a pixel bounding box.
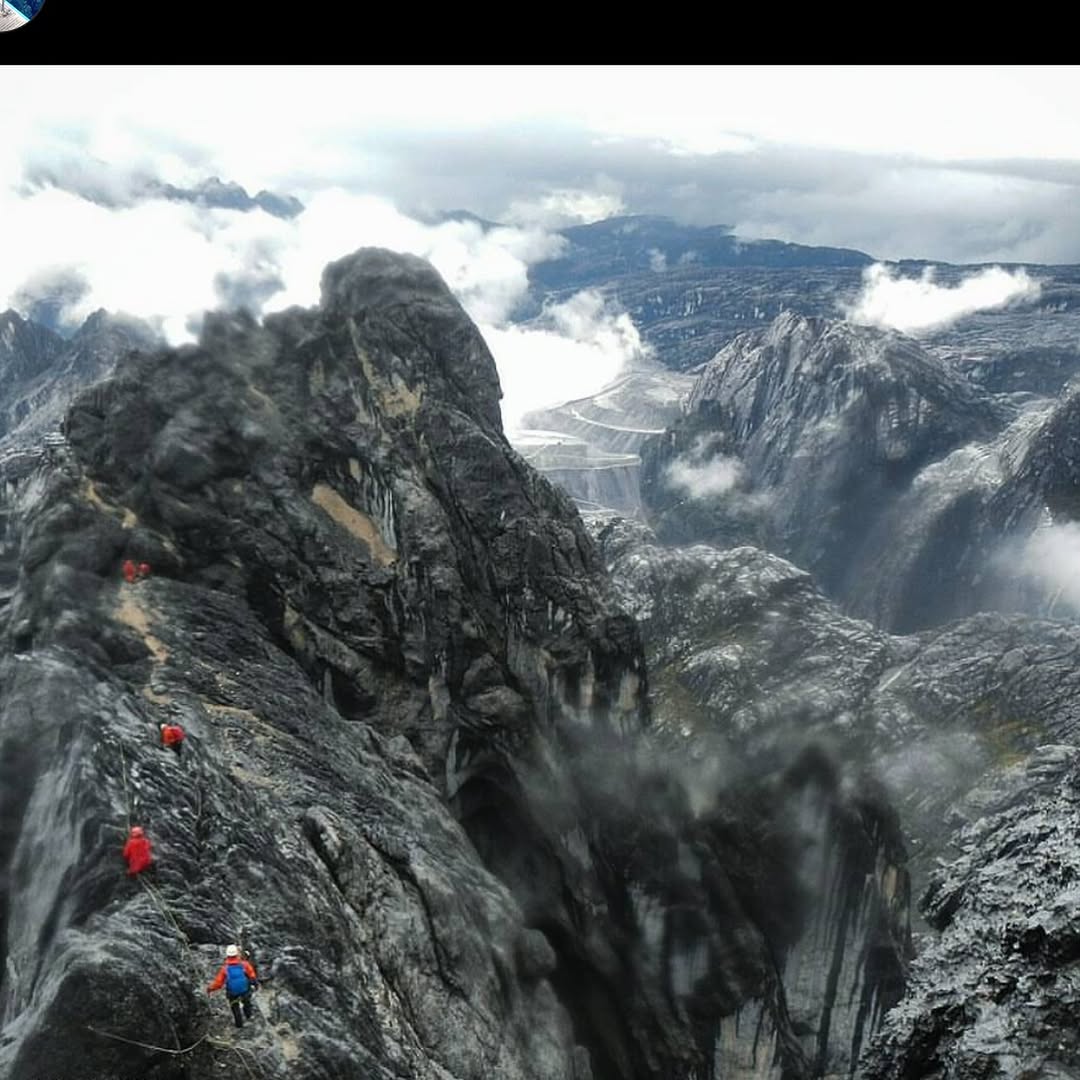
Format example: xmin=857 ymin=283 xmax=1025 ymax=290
xmin=0 ymin=247 xmax=649 ymax=1080
xmin=0 ymin=249 xmax=898 ymax=1080
xmin=0 ymin=310 xmax=66 ymax=426
xmin=640 ymin=314 xmax=1020 ymax=631
xmin=593 ymin=517 xmax=1080 ymax=1075
xmin=0 ymin=308 xmax=158 ymax=454
xmin=863 ymin=746 xmax=1080 ymax=1080
xmin=593 ymin=519 xmax=912 ymax=1076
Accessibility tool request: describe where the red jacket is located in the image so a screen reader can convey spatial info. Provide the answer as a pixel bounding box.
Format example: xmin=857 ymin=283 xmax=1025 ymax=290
xmin=122 ymin=560 xmax=137 ymax=584
xmin=208 ymin=957 xmax=258 ymax=993
xmin=122 ymin=834 xmax=153 ymax=876
xmin=161 ymin=724 xmax=185 ymax=747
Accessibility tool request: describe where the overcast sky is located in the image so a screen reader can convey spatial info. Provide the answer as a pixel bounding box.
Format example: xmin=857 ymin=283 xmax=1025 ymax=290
xmin=2 ymin=65 xmax=1077 ymax=430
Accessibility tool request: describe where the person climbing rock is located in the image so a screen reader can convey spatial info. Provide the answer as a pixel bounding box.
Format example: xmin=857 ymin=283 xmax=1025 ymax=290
xmin=137 ymin=561 xmax=151 ymax=580
xmin=122 ymin=559 xmax=137 ymax=584
xmin=121 ymin=825 xmax=153 ymax=876
xmin=207 ymin=945 xmax=258 ymax=1028
xmin=159 ymin=722 xmax=185 ymax=758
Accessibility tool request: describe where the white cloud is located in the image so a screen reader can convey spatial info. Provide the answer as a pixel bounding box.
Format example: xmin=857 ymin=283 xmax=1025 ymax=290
xmin=0 ymin=168 xmax=647 ymax=439
xmin=8 ymin=67 xmax=1080 ymax=184
xmin=258 ymin=190 xmax=564 ymax=326
xmin=648 ymin=248 xmax=667 ymax=272
xmin=503 ymin=187 xmax=625 ymax=230
xmin=1015 ymin=523 xmax=1080 ymax=614
xmin=0 ymin=181 xmax=557 ymax=343
xmin=664 ymin=434 xmax=744 ymax=499
xmin=845 ymin=263 xmax=1041 ymax=335
xmin=483 ymin=290 xmax=650 ymax=435
xmin=0 ymin=185 xmax=258 ymax=341
xmin=666 ymin=456 xmax=743 ymax=499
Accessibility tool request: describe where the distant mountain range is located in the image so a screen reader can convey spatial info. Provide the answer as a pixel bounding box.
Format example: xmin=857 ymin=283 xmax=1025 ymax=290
xmin=24 ymin=166 xmax=304 ymax=219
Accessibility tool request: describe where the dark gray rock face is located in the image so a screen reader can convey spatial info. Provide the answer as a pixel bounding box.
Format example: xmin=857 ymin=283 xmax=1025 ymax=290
xmin=593 ymin=519 xmax=912 ymax=1076
xmin=640 ymin=313 xmax=1005 ymax=631
xmin=863 ymin=746 xmax=1080 ymax=1080
xmin=0 ymin=249 xmax=885 ymax=1080
xmin=0 ymin=247 xmax=640 ymax=1080
xmin=0 ymin=311 xmax=66 ymax=427
xmin=0 ymin=308 xmax=158 ymax=455
xmin=592 ymin=517 xmax=1080 ymax=1075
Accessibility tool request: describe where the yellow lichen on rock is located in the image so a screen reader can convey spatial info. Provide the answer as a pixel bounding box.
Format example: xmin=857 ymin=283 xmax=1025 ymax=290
xmin=113 ymin=591 xmax=169 ymax=663
xmin=348 ymin=320 xmax=421 ymax=417
xmin=81 ymin=477 xmax=139 ymax=528
xmin=310 ymin=483 xmax=396 ymax=565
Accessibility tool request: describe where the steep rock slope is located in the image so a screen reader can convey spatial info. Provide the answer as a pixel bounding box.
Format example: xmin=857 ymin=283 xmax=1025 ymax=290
xmin=863 ymin=746 xmax=1080 ymax=1080
xmin=0 ymin=308 xmax=158 ymax=453
xmin=593 ymin=518 xmax=1080 ymax=1075
xmin=0 ymin=249 xmax=880 ymax=1080
xmin=0 ymin=310 xmax=66 ymax=433
xmin=640 ymin=313 xmax=1013 ymax=631
xmin=3 ymin=249 xmax=636 ymax=1080
xmin=593 ymin=519 xmax=911 ymax=1077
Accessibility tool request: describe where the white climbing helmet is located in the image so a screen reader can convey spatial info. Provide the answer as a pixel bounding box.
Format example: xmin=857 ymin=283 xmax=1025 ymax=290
xmin=226 ymin=944 xmax=239 ymax=958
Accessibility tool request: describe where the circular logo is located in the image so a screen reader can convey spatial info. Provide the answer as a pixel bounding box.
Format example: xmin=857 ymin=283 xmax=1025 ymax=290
xmin=0 ymin=0 xmax=43 ymax=29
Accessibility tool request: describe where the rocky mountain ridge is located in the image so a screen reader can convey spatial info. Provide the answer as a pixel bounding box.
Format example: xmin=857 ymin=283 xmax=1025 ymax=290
xmin=3 ymin=227 xmax=1080 ymax=1079
xmin=0 ymin=307 xmax=158 ymax=457
xmin=0 ymin=249 xmax=912 ymax=1080
xmin=592 ymin=515 xmax=1080 ymax=1077
xmin=640 ymin=311 xmax=1080 ymax=632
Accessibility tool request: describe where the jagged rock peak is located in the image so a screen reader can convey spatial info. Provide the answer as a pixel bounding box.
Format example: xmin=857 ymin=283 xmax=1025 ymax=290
xmin=690 ymin=310 xmax=997 ymax=416
xmin=0 ymin=247 xmax=648 ymax=1080
xmin=642 ymin=309 xmax=1009 ymax=631
xmin=319 ymin=247 xmax=453 ymax=315
xmin=317 ymin=247 xmax=504 ymax=432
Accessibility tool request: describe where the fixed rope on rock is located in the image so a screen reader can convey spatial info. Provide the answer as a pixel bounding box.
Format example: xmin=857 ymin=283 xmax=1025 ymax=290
xmin=120 ymin=743 xmax=133 ymax=828
xmin=86 ymin=1026 xmax=209 ymax=1055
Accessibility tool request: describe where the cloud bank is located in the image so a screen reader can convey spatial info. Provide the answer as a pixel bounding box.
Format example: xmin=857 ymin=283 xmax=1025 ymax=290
xmin=486 ymin=290 xmax=650 ymax=434
xmin=0 ymin=172 xmax=640 ymax=438
xmin=5 ymin=65 xmax=1080 ymax=442
xmin=845 ymin=263 xmax=1041 ymax=334
xmin=10 ymin=66 xmax=1080 ymax=268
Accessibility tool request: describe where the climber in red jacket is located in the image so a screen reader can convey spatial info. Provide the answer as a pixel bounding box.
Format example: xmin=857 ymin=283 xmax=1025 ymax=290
xmin=122 ymin=559 xmax=137 ymax=584
xmin=121 ymin=825 xmax=153 ymax=876
xmin=160 ymin=722 xmax=186 ymax=759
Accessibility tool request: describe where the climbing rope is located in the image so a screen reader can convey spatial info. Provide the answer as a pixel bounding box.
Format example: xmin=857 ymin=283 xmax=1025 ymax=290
xmin=86 ymin=1026 xmax=208 ymax=1055
xmin=119 ymin=743 xmax=133 ymax=828
xmin=91 ymin=1018 xmax=265 ymax=1078
xmin=206 ymin=1034 xmax=263 ymax=1080
xmin=110 ymin=720 xmax=267 ymax=1078
xmin=138 ymin=870 xmax=265 ymax=1080
xmin=139 ymin=876 xmax=194 ymax=960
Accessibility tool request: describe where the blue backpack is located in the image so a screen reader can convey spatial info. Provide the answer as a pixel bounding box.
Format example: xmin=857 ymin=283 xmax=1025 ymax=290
xmin=225 ymin=961 xmax=250 ymax=996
